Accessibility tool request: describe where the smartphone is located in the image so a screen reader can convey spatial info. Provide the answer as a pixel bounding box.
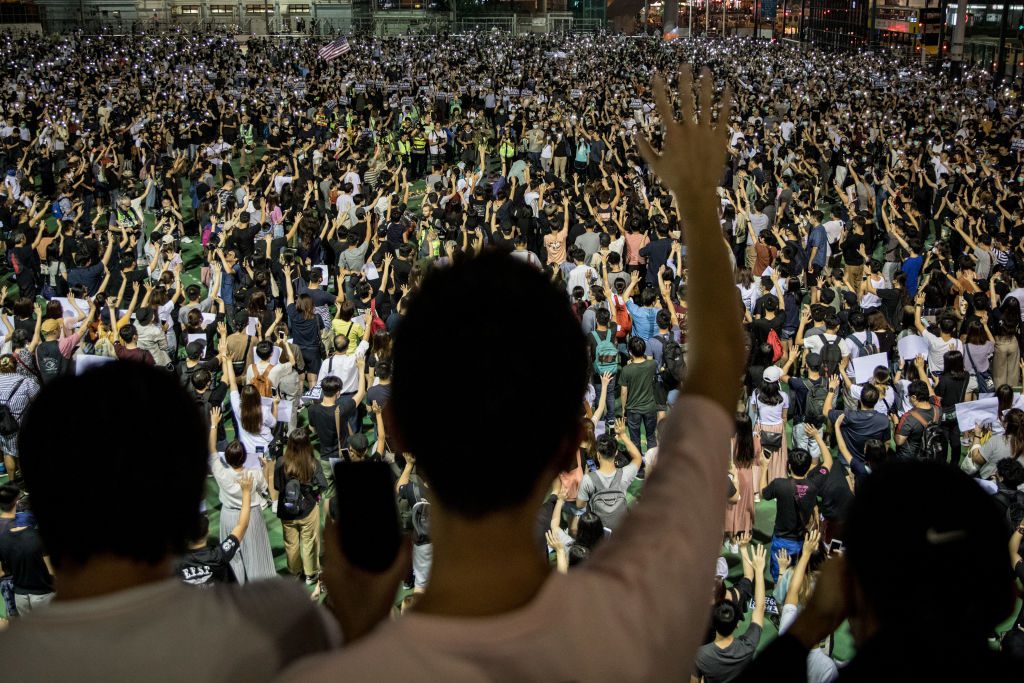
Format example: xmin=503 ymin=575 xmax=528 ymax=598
xmin=331 ymin=460 xmax=401 ymax=573
xmin=828 ymin=539 xmax=845 ymax=554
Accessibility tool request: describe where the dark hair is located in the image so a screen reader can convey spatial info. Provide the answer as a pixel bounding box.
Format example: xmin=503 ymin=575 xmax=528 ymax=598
xmin=18 ymin=363 xmax=207 ymax=568
xmin=390 ymin=252 xmax=587 ymax=518
xmin=224 ymin=441 xmax=247 ymax=468
xmin=321 ymin=375 xmax=342 ymax=398
xmin=942 ymin=350 xmax=968 ymax=382
xmin=859 ymin=384 xmax=880 ymax=409
xmin=568 ymin=544 xmax=590 ymax=567
xmin=907 ymin=379 xmax=930 ymax=403
xmin=788 ymin=447 xmax=813 ymax=477
xmin=0 ymin=483 xmax=19 ymax=512
xmin=734 ymin=413 xmax=755 ymax=468
xmin=596 ymin=307 xmax=611 ymax=327
xmin=996 ymin=458 xmax=1024 ymax=489
xmin=711 ymin=600 xmax=742 ymax=636
xmin=845 ymin=462 xmax=1015 ymax=637
xmin=627 ymin=336 xmax=647 ymax=358
xmin=255 ymin=340 xmax=274 ymax=361
xmin=575 ymin=511 xmax=605 ymax=550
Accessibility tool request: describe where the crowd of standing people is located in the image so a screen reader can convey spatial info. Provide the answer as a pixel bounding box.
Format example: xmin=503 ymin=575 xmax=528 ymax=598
xmin=0 ymin=26 xmax=1020 ymax=681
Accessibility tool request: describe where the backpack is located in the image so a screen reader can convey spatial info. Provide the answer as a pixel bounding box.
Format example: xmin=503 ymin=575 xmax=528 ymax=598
xmin=847 ymin=331 xmax=879 ymax=357
xmin=656 ymin=333 xmax=686 ymax=388
xmin=0 ymin=378 xmax=26 ymax=436
xmin=369 ymin=299 xmax=387 ymax=335
xmin=585 ymin=468 xmax=628 ymax=531
xmin=35 ymin=342 xmax=71 ymax=384
xmin=766 ymin=328 xmax=784 ymax=363
xmin=397 ymin=473 xmax=431 ymax=545
xmin=994 ymin=487 xmax=1024 ymax=530
xmin=250 ymin=363 xmax=273 ymax=398
xmin=591 ymin=329 xmax=619 ymax=375
xmin=909 ymin=406 xmax=947 ymax=461
xmin=804 ymin=377 xmax=830 ymax=423
xmin=281 ymin=477 xmax=304 ymax=516
xmin=815 ymin=334 xmax=843 ymax=378
xmin=613 ymin=298 xmax=632 ymax=341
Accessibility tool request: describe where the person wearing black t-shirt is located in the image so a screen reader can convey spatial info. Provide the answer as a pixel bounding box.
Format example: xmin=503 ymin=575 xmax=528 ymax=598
xmin=306 ymin=375 xmax=359 ymax=467
xmin=759 ymin=447 xmax=819 ymax=582
xmin=0 ymin=516 xmax=55 ymax=615
xmin=177 ymin=473 xmax=253 ymax=587
xmin=803 ymin=424 xmax=853 ymax=543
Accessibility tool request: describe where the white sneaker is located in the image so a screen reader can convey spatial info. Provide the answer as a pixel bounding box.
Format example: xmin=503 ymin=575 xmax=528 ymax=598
xmin=181 ymin=236 xmax=193 ymax=244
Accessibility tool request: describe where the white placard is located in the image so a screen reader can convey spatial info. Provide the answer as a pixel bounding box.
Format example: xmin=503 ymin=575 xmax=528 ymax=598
xmin=201 ymin=312 xmax=217 ymax=327
xmin=74 ymin=354 xmax=115 ymax=375
xmin=956 ymin=393 xmax=1024 ymax=432
xmin=852 ymin=352 xmax=889 ymax=384
xmin=52 ymin=297 xmax=83 ymax=319
xmin=261 ymin=396 xmax=292 ymax=425
xmin=253 ymin=345 xmax=283 ymax=365
xmin=897 ymin=335 xmax=930 ymax=363
xmin=186 ymin=333 xmax=206 ymax=346
xmin=247 ymin=317 xmax=259 ymax=337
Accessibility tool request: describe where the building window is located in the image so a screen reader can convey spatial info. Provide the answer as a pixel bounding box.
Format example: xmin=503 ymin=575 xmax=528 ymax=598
xmin=288 ymin=4 xmax=310 ymax=13
xmin=179 ymin=5 xmax=200 ymax=14
xmin=209 ymin=5 xmax=234 ymax=13
xmin=248 ymin=4 xmax=274 ymax=13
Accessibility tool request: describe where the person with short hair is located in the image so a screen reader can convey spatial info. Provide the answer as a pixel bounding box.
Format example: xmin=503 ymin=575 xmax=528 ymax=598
xmin=0 ymin=363 xmax=339 ymax=678
xmin=759 ymin=447 xmax=818 ymax=582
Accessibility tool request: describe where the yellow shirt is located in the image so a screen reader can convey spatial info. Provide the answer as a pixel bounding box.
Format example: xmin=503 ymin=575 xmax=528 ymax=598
xmin=331 ymin=319 xmax=364 ymax=355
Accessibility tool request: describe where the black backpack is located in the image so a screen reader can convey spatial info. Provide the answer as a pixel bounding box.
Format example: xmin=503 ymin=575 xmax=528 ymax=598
xmin=281 ymin=477 xmax=304 ymax=516
xmin=657 ymin=334 xmax=685 ymax=389
xmin=993 ymin=486 xmax=1024 ymax=528
xmin=909 ymin=407 xmax=947 ymax=461
xmin=804 ymin=377 xmax=829 ymax=422
xmin=0 ymin=378 xmax=26 ymax=436
xmin=847 ymin=331 xmax=879 ymax=357
xmin=397 ymin=473 xmax=431 ymax=545
xmin=35 ymin=342 xmax=71 ymax=384
xmin=815 ymin=334 xmax=843 ymax=378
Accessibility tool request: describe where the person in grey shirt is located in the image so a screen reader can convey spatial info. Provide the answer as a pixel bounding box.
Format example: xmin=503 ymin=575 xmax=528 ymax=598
xmin=574 ymin=221 xmax=602 ymax=265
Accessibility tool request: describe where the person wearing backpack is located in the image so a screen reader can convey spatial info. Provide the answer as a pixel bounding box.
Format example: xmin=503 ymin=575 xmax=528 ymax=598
xmin=796 ymin=308 xmax=850 ymax=380
xmin=395 ymin=454 xmax=433 ymax=591
xmin=577 ymin=418 xmax=642 ymax=532
xmin=247 ymin=341 xmax=277 ymax=398
xmin=35 ymin=310 xmax=89 ymax=385
xmin=587 ymin=307 xmax=619 ymax=424
xmin=274 ymin=427 xmax=328 ymax=585
xmin=825 ymin=376 xmax=892 ymax=486
xmin=0 ymin=355 xmax=39 ymax=483
xmin=895 ymin=379 xmax=941 ymax=461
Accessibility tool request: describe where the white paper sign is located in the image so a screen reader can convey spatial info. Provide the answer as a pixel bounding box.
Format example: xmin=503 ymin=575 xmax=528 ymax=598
xmin=897 ymin=335 xmax=930 ymax=363
xmin=261 ymin=396 xmax=292 ymax=425
xmin=956 ymin=393 xmax=1024 ymax=431
xmin=201 ymin=312 xmax=217 ymax=327
xmin=247 ymin=317 xmax=259 ymax=337
xmin=253 ymin=345 xmax=283 ymax=365
xmin=186 ymin=333 xmax=206 ymax=346
xmin=52 ymin=297 xmax=82 ymax=319
xmin=74 ymin=354 xmax=115 ymax=375
xmin=852 ymin=352 xmax=890 ymax=384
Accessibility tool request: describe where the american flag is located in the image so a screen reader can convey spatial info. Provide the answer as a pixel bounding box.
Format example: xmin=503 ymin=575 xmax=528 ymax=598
xmin=318 ymin=36 xmax=351 ymax=62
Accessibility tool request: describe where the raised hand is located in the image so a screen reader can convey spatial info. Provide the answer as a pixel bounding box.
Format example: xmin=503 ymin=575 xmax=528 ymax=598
xmin=637 ymin=65 xmax=733 ymax=202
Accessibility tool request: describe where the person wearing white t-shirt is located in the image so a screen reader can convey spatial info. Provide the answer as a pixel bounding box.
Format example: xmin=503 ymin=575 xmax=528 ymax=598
xmin=914 ymin=294 xmax=964 ymax=374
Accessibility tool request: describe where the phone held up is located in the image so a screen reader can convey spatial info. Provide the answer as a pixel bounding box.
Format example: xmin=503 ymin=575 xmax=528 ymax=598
xmin=330 ymin=460 xmax=402 ymax=573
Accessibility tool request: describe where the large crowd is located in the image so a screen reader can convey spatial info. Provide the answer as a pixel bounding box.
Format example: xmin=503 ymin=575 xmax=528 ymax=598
xmin=0 ymin=27 xmax=1020 ymax=681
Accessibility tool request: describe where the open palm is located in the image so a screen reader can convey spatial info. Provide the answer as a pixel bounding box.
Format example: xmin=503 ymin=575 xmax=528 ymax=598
xmin=637 ymin=65 xmax=733 ymax=199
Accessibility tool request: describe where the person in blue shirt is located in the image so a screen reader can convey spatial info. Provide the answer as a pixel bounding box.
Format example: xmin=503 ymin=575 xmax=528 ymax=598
xmin=805 ymin=210 xmax=829 ymax=273
xmin=620 ymin=271 xmax=660 ymax=341
xmin=892 ymin=235 xmax=924 ymax=296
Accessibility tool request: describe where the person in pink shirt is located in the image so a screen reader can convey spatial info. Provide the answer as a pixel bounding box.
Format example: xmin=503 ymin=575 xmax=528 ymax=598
xmin=283 ymin=66 xmax=745 ymax=682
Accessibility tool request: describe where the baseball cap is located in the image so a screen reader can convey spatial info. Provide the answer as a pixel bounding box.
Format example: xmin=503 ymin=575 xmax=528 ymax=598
xmin=348 ymin=433 xmax=369 ymax=453
xmin=41 ymin=319 xmax=61 ymax=336
xmin=762 ymin=366 xmax=783 ymax=383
